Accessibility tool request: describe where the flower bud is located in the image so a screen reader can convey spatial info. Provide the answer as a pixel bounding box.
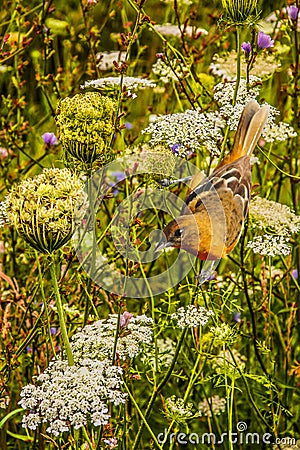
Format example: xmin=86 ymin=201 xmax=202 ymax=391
xmin=56 ymin=92 xmax=116 ymax=165
xmin=5 ymin=168 xmax=87 ymax=254
xmin=221 ymin=0 xmax=258 ymax=24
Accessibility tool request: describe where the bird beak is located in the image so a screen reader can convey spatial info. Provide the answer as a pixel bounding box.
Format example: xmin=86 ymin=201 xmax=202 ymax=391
xmin=154 ymin=235 xmax=171 ymax=253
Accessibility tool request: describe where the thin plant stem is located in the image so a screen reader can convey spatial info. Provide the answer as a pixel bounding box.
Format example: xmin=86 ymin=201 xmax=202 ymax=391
xmin=232 ymin=26 xmax=241 ymax=106
xmin=132 ymin=328 xmax=187 ymax=450
xmin=49 ymin=254 xmax=74 ymax=366
xmin=35 ymin=250 xmax=56 ymax=358
xmin=123 ymin=380 xmax=164 ymax=450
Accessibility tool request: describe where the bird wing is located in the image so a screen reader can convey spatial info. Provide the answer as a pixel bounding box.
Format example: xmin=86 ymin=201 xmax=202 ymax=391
xmin=181 ymin=156 xmax=252 ymax=249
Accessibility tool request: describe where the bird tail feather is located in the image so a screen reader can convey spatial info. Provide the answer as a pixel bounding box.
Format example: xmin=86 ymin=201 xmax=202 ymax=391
xmin=219 ymin=100 xmax=270 ymax=167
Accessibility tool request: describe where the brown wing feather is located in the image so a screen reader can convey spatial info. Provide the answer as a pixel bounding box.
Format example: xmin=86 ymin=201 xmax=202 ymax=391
xmin=181 ymin=156 xmax=251 ymax=254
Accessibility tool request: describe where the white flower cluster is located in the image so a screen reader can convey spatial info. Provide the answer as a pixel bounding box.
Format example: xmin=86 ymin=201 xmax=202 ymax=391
xmin=210 ymin=323 xmax=237 ymax=346
xmin=141 ymin=110 xmax=225 ymax=157
xmin=19 ymin=312 xmax=153 ymax=435
xmin=210 ymin=51 xmax=281 ymax=81
xmin=19 ymin=358 xmax=125 ymax=435
xmin=153 ymin=24 xmax=207 ymax=38
xmin=198 ymin=395 xmax=226 ymax=417
xmin=250 ymin=197 xmax=300 ymax=235
xmin=214 ymin=77 xmax=297 ymax=142
xmin=71 ymin=313 xmax=153 ymax=361
xmin=142 ymin=337 xmax=176 ymax=369
xmin=247 ymin=234 xmax=291 ymax=257
xmin=152 ymin=57 xmax=189 ymax=83
xmin=96 ymin=51 xmax=126 ymax=71
xmin=165 ymin=396 xmax=193 ymax=420
xmin=171 ymin=304 xmax=214 ymax=328
xmin=212 ymin=349 xmax=247 ymax=375
xmin=0 ymin=201 xmax=7 ymax=227
xmin=247 ymin=197 xmax=300 ymax=257
xmin=81 ymin=76 xmax=156 ymax=91
xmin=263 ymin=120 xmax=297 ymax=142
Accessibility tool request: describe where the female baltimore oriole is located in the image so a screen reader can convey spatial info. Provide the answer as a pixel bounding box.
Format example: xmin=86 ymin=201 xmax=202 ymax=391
xmin=155 ymin=100 xmax=270 ymax=260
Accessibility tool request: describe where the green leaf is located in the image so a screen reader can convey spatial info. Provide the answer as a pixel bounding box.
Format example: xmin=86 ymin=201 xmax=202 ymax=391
xmin=0 ymin=408 xmax=24 ymax=428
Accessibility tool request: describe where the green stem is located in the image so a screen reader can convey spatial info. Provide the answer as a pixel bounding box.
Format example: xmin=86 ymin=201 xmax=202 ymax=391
xmin=123 ymin=380 xmax=164 ymax=450
xmin=49 ymin=254 xmax=74 ymax=366
xmin=132 ymin=328 xmax=187 ymax=450
xmin=35 ymin=251 xmax=56 ymax=358
xmin=232 ymin=26 xmax=241 ymax=106
xmin=82 ymin=426 xmax=94 ymax=450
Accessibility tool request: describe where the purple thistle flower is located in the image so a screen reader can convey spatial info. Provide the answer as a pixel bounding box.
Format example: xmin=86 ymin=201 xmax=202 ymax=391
xmin=287 ymin=5 xmax=299 ymax=21
xmin=257 ymin=32 xmax=274 ymax=49
xmin=42 ymin=132 xmax=58 ymax=146
xmin=241 ymin=42 xmax=252 ymax=57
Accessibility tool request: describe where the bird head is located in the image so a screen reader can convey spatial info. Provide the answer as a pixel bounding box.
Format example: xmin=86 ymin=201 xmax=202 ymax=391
xmin=155 ymin=215 xmax=201 ymax=257
xmin=155 ymin=213 xmax=227 ymax=260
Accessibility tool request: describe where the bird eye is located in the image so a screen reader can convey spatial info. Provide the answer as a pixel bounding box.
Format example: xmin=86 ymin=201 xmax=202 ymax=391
xmin=174 ymin=228 xmax=183 ymax=238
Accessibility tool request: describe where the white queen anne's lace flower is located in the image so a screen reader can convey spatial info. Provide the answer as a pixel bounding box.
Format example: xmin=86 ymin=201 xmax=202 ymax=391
xmin=141 ymin=110 xmax=225 ymax=157
xmin=71 ymin=313 xmax=153 ymax=361
xmin=247 ymin=197 xmax=300 ymax=257
xmin=250 ymin=197 xmax=300 ymax=236
xmin=247 ymin=234 xmax=291 ymax=257
xmin=153 ymin=24 xmax=207 ymax=37
xmin=19 ymin=358 xmax=125 ymax=435
xmin=0 ymin=201 xmax=7 ymax=227
xmin=19 ymin=313 xmax=152 ymax=436
xmin=212 ymin=349 xmax=247 ymax=375
xmin=152 ymin=57 xmax=189 ymax=83
xmin=81 ymin=76 xmax=156 ymax=91
xmin=198 ymin=395 xmax=226 ymax=417
xmin=165 ymin=396 xmax=193 ymax=420
xmin=214 ymin=77 xmax=297 ymax=142
xmin=171 ymin=305 xmax=214 ymax=328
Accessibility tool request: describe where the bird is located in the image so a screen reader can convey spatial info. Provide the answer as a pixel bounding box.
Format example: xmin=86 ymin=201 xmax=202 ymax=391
xmin=155 ymin=100 xmax=270 ymax=261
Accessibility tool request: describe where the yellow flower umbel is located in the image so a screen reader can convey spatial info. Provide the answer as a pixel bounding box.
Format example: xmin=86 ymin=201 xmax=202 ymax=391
xmin=221 ymin=0 xmax=258 ymax=24
xmin=5 ymin=168 xmax=86 ymax=254
xmin=56 ymin=92 xmax=116 ymax=165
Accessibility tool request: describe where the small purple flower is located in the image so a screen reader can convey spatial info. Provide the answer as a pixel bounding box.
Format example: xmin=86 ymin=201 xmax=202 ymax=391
xmin=170 ymin=144 xmax=181 ymax=155
xmin=287 ymin=5 xmax=299 ymax=21
xmin=233 ymin=312 xmax=241 ymax=323
xmin=292 ymin=269 xmax=298 ymax=279
xmin=241 ymin=42 xmax=252 ymax=57
xmin=120 ymin=311 xmax=133 ymax=328
xmin=125 ymin=121 xmax=133 ymax=129
xmin=111 ymin=171 xmax=126 ymax=182
xmin=257 ymin=32 xmax=274 ymax=49
xmin=42 ymin=132 xmax=58 ymax=146
xmin=50 ymin=327 xmax=57 ymax=336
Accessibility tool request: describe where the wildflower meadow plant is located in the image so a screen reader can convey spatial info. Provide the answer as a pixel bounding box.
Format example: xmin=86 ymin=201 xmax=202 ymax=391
xmin=0 ymin=0 xmax=300 ymax=449
xmin=56 ymin=92 xmax=116 ymax=166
